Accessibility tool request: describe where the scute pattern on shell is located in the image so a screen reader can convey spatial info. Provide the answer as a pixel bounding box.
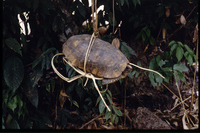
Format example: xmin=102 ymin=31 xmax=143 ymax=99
xmin=63 ymin=34 xmax=129 ymax=79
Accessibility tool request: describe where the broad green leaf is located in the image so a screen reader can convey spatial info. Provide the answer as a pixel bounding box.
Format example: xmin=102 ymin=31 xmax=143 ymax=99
xmin=31 ymin=69 xmax=43 ymax=88
xmin=32 ymin=47 xmax=56 ymax=68
xmin=168 ymin=40 xmax=176 ymax=47
xmin=184 ymin=44 xmax=194 ymax=55
xmin=121 ymin=42 xmax=136 ymax=58
xmin=156 ymin=55 xmax=162 ymax=64
xmin=112 ymin=106 xmax=122 ymax=116
xmin=106 ymin=94 xmax=112 ymax=104
xmin=170 ymin=43 xmax=177 ymax=56
xmin=176 ymin=46 xmax=184 ymax=61
xmin=137 ymin=0 xmax=141 ymax=5
xmin=149 ymin=72 xmax=157 ymax=87
xmin=135 ymin=71 xmax=139 ymax=78
xmin=7 ymin=95 xmax=17 ymax=112
xmin=149 ymin=58 xmax=157 ymax=70
xmin=6 ymin=115 xmax=20 ymax=129
xmin=33 ymin=0 xmax=39 ymax=11
xmin=72 ymin=100 xmax=79 ymax=108
xmin=149 ymin=36 xmax=155 ymax=45
xmin=158 ymin=60 xmax=166 ymax=67
xmin=76 ymin=86 xmax=85 ymax=100
xmin=111 ymin=114 xmax=116 ymax=124
xmin=184 ymin=51 xmax=193 ymax=65
xmin=78 ymin=1 xmax=86 ymax=17
xmin=4 ymin=56 xmax=24 ymax=92
xmin=120 ymin=0 xmax=125 ymax=6
xmin=105 ymin=110 xmax=112 ymax=121
xmin=5 ymin=38 xmax=22 ymax=56
xmin=177 ymin=41 xmax=184 ymax=47
xmin=125 ymin=0 xmax=129 ymax=7
xmin=22 ymin=75 xmax=39 ymax=108
xmin=99 ymin=100 xmax=105 ymax=114
xmin=107 ymin=89 xmax=112 ymax=97
xmin=154 ymin=73 xmax=163 ymax=86
xmin=115 ymin=116 xmax=119 ymax=124
xmin=177 ymin=71 xmax=186 ymax=83
xmin=145 ymin=28 xmax=151 ymax=38
xmin=173 ymin=64 xmax=188 ymax=72
xmin=2 ymin=117 xmax=5 ymax=129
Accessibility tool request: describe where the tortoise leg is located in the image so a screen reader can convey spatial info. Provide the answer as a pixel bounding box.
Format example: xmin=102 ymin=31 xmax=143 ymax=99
xmin=51 ymin=53 xmax=84 ymax=83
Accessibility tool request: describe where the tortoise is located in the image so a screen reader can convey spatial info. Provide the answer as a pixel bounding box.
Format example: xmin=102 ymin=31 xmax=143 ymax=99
xmin=62 ymin=34 xmax=132 ymax=85
xmin=51 ymin=34 xmax=164 ymax=111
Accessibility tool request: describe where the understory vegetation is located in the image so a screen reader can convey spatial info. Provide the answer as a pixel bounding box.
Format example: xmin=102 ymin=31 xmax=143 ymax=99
xmin=2 ymin=0 xmax=198 ymax=129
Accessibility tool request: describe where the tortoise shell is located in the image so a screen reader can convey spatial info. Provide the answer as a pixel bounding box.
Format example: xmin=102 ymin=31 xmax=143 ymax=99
xmin=62 ymin=34 xmax=131 ymax=84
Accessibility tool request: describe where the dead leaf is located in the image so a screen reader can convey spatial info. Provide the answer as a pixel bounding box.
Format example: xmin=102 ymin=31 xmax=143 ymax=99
xmin=162 ymin=28 xmax=167 ymax=40
xmin=193 ymin=24 xmax=198 ymax=42
xmin=112 ymin=38 xmax=120 ymax=49
xmin=98 ymin=25 xmax=109 ymax=35
xmin=182 ymin=111 xmax=189 ymax=129
xmin=175 ymin=17 xmax=181 ymax=24
xmin=180 ymin=15 xmax=186 ymax=25
xmin=194 ymin=97 xmax=198 ymax=111
xmin=59 ymin=90 xmax=69 ymax=108
xmin=166 ymin=8 xmax=170 ymax=17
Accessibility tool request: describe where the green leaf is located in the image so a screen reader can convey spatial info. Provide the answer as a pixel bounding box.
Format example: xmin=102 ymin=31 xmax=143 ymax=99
xmin=176 ymin=46 xmax=184 ymax=62
xmin=6 ymin=114 xmax=20 ymax=129
xmin=184 ymin=44 xmax=194 ymax=55
xmin=156 ymin=55 xmax=162 ymax=64
xmin=7 ymin=95 xmax=18 ymax=112
xmin=4 ymin=57 xmax=24 ymax=92
xmin=184 ymin=51 xmax=193 ymax=65
xmin=107 ymin=89 xmax=112 ymax=97
xmin=121 ymin=42 xmax=136 ymax=58
xmin=149 ymin=72 xmax=157 ymax=87
xmin=158 ymin=60 xmax=166 ymax=67
xmin=22 ymin=74 xmax=39 ymax=108
xmin=115 ymin=116 xmax=119 ymax=124
xmin=125 ymin=0 xmax=129 ymax=7
xmin=154 ymin=73 xmax=163 ymax=86
xmin=168 ymin=40 xmax=176 ymax=47
xmin=106 ymin=94 xmax=112 ymax=104
xmin=173 ymin=64 xmax=188 ymax=72
xmin=31 ymin=69 xmax=43 ymax=88
xmin=32 ymin=47 xmax=56 ymax=68
xmin=112 ymin=106 xmax=122 ymax=116
xmin=5 ymin=38 xmax=22 ymax=56
xmin=149 ymin=58 xmax=157 ymax=70
xmin=120 ymin=0 xmax=125 ymax=6
xmin=111 ymin=114 xmax=116 ymax=124
xmin=72 ymin=100 xmax=79 ymax=108
xmin=99 ymin=100 xmax=105 ymax=114
xmin=170 ymin=43 xmax=177 ymax=56
xmin=105 ymin=110 xmax=112 ymax=121
xmin=78 ymin=1 xmax=86 ymax=17
xmin=76 ymin=86 xmax=85 ymax=100
xmin=177 ymin=71 xmax=186 ymax=83
xmin=33 ymin=0 xmax=39 ymax=11
xmin=135 ymin=71 xmax=139 ymax=78
xmin=177 ymin=41 xmax=184 ymax=47
xmin=149 ymin=36 xmax=155 ymax=45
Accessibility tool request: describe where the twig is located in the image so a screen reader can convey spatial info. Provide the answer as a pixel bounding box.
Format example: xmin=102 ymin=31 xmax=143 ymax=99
xmin=171 ymin=96 xmax=191 ymax=111
xmin=160 ymin=5 xmax=198 ymax=43
xmin=79 ymin=114 xmax=101 ymax=129
xmin=123 ymin=78 xmax=128 ymax=128
xmin=190 ymin=31 xmax=198 ymax=111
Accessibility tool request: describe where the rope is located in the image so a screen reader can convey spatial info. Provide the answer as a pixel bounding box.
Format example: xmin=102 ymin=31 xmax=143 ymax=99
xmin=128 ymin=62 xmax=165 ymax=79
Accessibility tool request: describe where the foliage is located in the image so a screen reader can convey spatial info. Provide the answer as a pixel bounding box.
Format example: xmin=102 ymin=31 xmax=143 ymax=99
xmin=2 ymin=0 xmax=198 ymax=129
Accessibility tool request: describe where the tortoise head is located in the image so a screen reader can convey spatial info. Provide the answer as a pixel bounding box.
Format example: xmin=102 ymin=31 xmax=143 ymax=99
xmin=121 ymin=64 xmax=132 ymax=78
xmin=102 ymin=64 xmax=132 ymax=85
